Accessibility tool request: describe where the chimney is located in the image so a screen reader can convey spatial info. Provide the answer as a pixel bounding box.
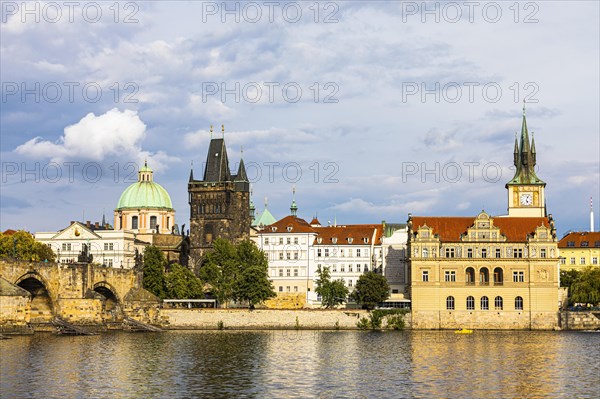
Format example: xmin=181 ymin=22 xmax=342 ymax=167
xmin=86 ymin=221 xmax=91 ymax=227
xmin=94 ymin=222 xmax=99 ymax=229
xmin=70 ymin=220 xmax=75 ymax=225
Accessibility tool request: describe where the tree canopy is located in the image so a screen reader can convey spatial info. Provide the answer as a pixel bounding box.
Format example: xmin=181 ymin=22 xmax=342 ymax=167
xmin=569 ymin=267 xmax=600 ymax=305
xmin=143 ymin=245 xmax=205 ymax=300
xmin=315 ymin=266 xmax=349 ymax=308
xmin=351 ymin=271 xmax=390 ymax=310
xmin=143 ymin=245 xmax=168 ymax=299
xmin=165 ymin=263 xmax=205 ymax=299
xmin=200 ymin=239 xmax=275 ymax=308
xmin=0 ymin=230 xmax=55 ymax=262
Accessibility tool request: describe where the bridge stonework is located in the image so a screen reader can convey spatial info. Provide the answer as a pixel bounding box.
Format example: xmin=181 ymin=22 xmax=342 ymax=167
xmin=0 ymin=260 xmax=160 ymax=330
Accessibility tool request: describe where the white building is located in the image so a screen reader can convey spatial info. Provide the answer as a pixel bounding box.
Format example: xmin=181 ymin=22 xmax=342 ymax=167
xmin=35 ymin=221 xmax=144 ymax=269
xmin=381 ymin=223 xmax=410 ymax=302
xmin=252 ymin=203 xmax=406 ymax=307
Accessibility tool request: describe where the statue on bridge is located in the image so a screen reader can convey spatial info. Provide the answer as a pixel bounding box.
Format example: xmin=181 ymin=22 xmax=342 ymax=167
xmin=77 ymin=244 xmax=93 ymax=264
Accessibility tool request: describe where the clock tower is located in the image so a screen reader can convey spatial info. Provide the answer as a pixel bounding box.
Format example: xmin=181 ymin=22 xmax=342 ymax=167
xmin=506 ymin=106 xmax=546 ymax=217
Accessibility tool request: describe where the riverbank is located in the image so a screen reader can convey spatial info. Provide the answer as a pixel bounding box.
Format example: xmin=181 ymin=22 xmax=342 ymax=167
xmin=160 ymin=308 xmax=378 ymax=330
xmin=3 ymin=308 xmax=600 ymax=333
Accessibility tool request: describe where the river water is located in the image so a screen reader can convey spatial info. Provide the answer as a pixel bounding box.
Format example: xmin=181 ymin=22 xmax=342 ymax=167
xmin=1 ymin=330 xmax=598 ymax=399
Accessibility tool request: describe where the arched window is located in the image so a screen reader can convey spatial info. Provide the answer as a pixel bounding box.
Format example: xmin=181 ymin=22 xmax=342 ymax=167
xmin=446 ymin=296 xmax=455 ymax=310
xmin=480 ymin=296 xmax=489 ymax=310
xmin=515 ymin=296 xmax=523 ymax=310
xmin=466 ymin=296 xmax=475 ymax=310
xmin=479 ymin=267 xmax=489 ymax=285
xmin=494 ymin=267 xmax=504 ymax=285
xmin=495 ymin=296 xmax=503 ymax=310
xmin=131 ymin=216 xmax=138 ymax=230
xmin=150 ymin=216 xmax=157 ymax=229
xmin=466 ymin=267 xmax=475 ymax=285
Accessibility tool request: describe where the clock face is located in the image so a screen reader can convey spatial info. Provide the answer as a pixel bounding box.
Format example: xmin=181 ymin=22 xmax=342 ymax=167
xmin=520 ymin=193 xmax=533 ymax=206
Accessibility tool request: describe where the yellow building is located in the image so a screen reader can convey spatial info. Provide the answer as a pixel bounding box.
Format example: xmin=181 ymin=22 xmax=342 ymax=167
xmin=558 ymin=232 xmax=600 ymax=271
xmin=408 ymin=108 xmax=560 ymax=330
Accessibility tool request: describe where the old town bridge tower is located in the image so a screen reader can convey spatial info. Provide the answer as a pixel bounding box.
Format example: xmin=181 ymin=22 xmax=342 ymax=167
xmin=188 ymin=126 xmax=251 ymax=263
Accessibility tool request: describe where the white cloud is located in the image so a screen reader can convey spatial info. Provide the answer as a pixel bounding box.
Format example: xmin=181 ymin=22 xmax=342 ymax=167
xmin=15 ymin=108 xmax=146 ymax=162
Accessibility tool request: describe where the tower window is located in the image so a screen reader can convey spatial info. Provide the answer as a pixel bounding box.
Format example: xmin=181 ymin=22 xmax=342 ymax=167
xmin=132 ymin=216 xmax=138 ymax=230
xmin=150 ymin=216 xmax=157 ymax=230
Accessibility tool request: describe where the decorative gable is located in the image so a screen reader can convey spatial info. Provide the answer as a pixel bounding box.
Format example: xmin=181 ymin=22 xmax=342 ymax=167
xmin=52 ymin=223 xmax=101 ymax=240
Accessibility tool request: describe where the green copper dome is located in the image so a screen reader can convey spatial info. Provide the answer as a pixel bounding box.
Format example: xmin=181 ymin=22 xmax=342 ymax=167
xmin=116 ymin=162 xmax=173 ymax=210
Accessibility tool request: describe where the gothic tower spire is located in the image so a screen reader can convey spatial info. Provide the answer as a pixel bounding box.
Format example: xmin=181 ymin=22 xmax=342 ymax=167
xmin=507 ymin=104 xmax=545 ymax=187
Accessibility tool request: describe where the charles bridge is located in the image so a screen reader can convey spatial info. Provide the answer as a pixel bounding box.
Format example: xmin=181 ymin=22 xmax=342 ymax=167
xmin=0 ymin=259 xmax=160 ymax=332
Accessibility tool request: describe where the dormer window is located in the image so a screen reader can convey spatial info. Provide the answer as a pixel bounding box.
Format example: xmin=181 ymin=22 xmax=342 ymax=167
xmin=287 ymin=226 xmax=293 ymax=232
xmin=332 ymin=237 xmax=338 ymax=244
xmin=317 ymin=237 xmax=322 ymax=244
xmin=363 ymin=237 xmax=369 ymax=244
xmin=348 ymin=237 xmax=353 ymax=244
xmin=271 ymin=227 xmax=277 ymax=232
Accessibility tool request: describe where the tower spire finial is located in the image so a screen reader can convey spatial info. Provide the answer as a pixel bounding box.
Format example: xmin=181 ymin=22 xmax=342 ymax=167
xmin=222 ymin=124 xmax=225 ymax=138
xmin=210 ymin=125 xmax=213 ymax=139
xmin=523 ymin=100 xmax=526 ymax=116
xmin=290 ymin=185 xmax=298 ymax=216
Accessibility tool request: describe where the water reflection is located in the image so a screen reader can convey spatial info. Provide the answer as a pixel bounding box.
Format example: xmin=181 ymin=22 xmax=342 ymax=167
xmin=1 ymin=331 xmax=598 ymax=399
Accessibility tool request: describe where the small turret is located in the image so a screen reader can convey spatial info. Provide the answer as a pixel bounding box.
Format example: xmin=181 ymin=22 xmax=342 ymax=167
xmin=290 ymin=186 xmax=298 ymax=216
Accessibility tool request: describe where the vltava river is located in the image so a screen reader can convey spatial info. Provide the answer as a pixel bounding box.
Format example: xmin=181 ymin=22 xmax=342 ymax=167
xmin=1 ymin=330 xmax=598 ymax=399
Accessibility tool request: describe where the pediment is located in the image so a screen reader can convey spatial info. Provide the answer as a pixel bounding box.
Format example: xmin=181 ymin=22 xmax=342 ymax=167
xmin=52 ymin=223 xmax=101 ymax=240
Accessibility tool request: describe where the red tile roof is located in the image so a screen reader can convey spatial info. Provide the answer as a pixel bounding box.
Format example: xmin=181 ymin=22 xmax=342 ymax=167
xmin=2 ymin=229 xmax=18 ymax=236
xmin=313 ymin=224 xmax=383 ymax=246
xmin=559 ymin=232 xmax=600 ymax=248
xmin=309 ymin=217 xmax=321 ymax=226
xmin=262 ymin=215 xmax=317 ymax=234
xmin=411 ymin=216 xmax=550 ymax=243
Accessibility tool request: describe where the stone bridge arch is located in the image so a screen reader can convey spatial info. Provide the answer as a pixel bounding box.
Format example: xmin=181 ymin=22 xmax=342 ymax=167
xmin=91 ymin=281 xmax=124 ymax=323
xmin=15 ymin=271 xmax=56 ymax=323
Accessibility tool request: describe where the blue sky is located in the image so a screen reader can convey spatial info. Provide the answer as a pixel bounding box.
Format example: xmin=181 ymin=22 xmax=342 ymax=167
xmin=1 ymin=1 xmax=599 ymax=235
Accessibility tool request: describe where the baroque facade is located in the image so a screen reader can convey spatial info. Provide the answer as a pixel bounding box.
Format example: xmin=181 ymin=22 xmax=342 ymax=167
xmin=408 ymin=109 xmax=560 ymax=329
xmin=114 ymin=161 xmax=175 ymax=235
xmin=188 ymin=129 xmax=251 ymax=264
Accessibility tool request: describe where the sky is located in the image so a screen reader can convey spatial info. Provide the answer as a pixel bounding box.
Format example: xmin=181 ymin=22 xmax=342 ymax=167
xmin=1 ymin=1 xmax=599 ymax=236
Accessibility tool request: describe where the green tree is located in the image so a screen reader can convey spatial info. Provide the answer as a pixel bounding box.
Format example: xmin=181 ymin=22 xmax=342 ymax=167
xmin=233 ymin=240 xmax=275 ymax=308
xmin=200 ymin=239 xmax=239 ymax=306
xmin=0 ymin=231 xmax=55 ymax=262
xmin=315 ymin=266 xmax=349 ymax=308
xmin=143 ymin=245 xmax=167 ymax=299
xmin=165 ymin=263 xmax=205 ymax=299
xmin=570 ymin=267 xmax=600 ymax=305
xmin=560 ymin=269 xmax=581 ymax=290
xmin=200 ymin=239 xmax=275 ymax=308
xmin=351 ymin=271 xmax=390 ymax=310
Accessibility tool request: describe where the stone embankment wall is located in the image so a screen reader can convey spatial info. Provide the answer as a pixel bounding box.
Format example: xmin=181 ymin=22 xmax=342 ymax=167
xmin=559 ymin=311 xmax=600 ymax=330
xmin=161 ymin=309 xmax=371 ymax=330
xmin=412 ymin=310 xmax=558 ymax=330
